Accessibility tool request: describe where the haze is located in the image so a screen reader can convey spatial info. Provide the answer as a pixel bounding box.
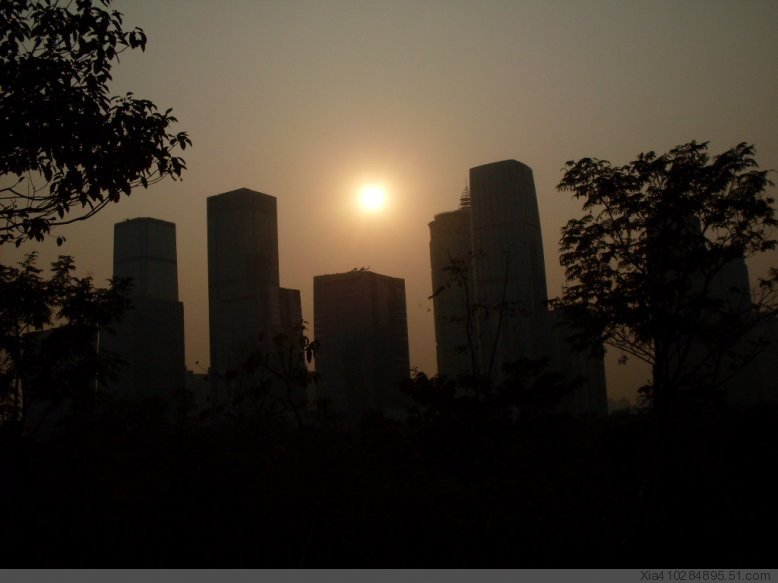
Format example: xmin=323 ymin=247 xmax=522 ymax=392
xmin=4 ymin=0 xmax=777 ymax=404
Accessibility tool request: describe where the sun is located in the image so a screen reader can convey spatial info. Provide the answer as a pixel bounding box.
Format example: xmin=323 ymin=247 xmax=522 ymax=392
xmin=358 ymin=184 xmax=388 ymax=213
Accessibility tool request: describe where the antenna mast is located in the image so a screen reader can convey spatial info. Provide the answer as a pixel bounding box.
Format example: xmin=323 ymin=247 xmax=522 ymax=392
xmin=458 ymin=182 xmax=471 ymax=209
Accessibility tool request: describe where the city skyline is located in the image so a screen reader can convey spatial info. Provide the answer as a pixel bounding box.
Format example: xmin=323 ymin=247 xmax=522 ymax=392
xmin=3 ymin=1 xmax=778 ymax=566
xmin=3 ymin=0 xmax=778 ymax=404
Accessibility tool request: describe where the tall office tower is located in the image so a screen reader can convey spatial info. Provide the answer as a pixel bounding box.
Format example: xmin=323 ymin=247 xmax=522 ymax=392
xmin=428 ymin=188 xmax=473 ymax=377
xmin=469 ymin=160 xmax=551 ymax=376
xmin=684 ymin=254 xmax=771 ymax=404
xmin=207 ymin=188 xmax=281 ymax=402
xmin=279 ymin=287 xmax=303 ymax=337
xmin=278 ymin=287 xmax=306 ymax=403
xmin=102 ymin=217 xmax=186 ymax=400
xmin=709 ymin=257 xmax=767 ymax=403
xmin=314 ymin=270 xmax=410 ymax=418
xmin=711 ymin=256 xmax=752 ymax=314
xmin=648 ymin=215 xmax=768 ymax=404
xmin=428 ymin=160 xmax=608 ymax=414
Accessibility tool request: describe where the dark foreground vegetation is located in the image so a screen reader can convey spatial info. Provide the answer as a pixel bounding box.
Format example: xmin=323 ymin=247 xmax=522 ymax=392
xmin=1 ymin=396 xmax=775 ymax=566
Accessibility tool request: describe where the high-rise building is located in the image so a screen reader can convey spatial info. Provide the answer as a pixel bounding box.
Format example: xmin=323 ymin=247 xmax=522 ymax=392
xmin=706 ymin=257 xmax=770 ymax=404
xmin=101 ymin=217 xmax=186 ymax=401
xmin=279 ymin=286 xmax=306 ymax=404
xmin=429 ymin=160 xmax=607 ymax=414
xmin=469 ymin=159 xmax=551 ymax=375
xmin=279 ymin=287 xmax=303 ymax=338
xmin=313 ymin=270 xmax=410 ymax=417
xmin=648 ymin=215 xmax=769 ymax=404
xmin=113 ymin=217 xmax=180 ymax=302
xmin=428 ymin=189 xmax=473 ymax=378
xmin=207 ymin=187 xmax=302 ymax=404
xmin=207 ymin=188 xmax=280 ymax=400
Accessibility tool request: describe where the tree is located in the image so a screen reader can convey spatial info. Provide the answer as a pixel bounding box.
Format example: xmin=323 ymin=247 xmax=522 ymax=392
xmin=429 ymin=251 xmax=480 ymax=379
xmin=236 ymin=327 xmax=319 ymax=433
xmin=0 ymin=252 xmax=129 ymax=434
xmin=431 ymin=249 xmax=537 ymax=384
xmin=0 ymin=0 xmax=191 ymax=246
xmin=552 ymin=141 xmax=778 ymax=410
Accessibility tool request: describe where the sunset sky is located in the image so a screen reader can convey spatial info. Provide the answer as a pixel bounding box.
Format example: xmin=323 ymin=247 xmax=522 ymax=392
xmin=4 ymin=0 xmax=778 ymax=403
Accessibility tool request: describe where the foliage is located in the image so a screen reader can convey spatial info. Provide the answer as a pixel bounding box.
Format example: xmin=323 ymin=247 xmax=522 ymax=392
xmin=5 ymin=383 xmax=776 ymax=565
xmin=0 ymin=252 xmax=129 ymax=433
xmin=403 ymin=357 xmax=581 ymax=430
xmin=0 ymin=0 xmax=191 ymax=245
xmin=212 ymin=324 xmax=318 ymax=435
xmin=553 ymin=141 xmax=778 ymax=408
xmin=431 ymin=250 xmax=534 ymax=382
xmin=429 ymin=251 xmax=480 ymax=377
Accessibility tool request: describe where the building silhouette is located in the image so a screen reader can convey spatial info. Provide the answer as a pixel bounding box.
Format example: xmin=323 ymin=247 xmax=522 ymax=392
xmin=101 ymin=217 xmax=186 ymax=402
xmin=470 ymin=160 xmax=552 ymax=375
xmin=428 ymin=188 xmax=473 ymax=377
xmin=429 ymin=160 xmax=607 ymax=414
xmin=313 ymin=270 xmax=410 ymax=418
xmin=646 ymin=213 xmax=774 ymax=405
xmin=279 ymin=287 xmax=303 ymax=339
xmin=207 ymin=188 xmax=302 ymax=405
xmin=706 ymin=256 xmax=773 ymax=404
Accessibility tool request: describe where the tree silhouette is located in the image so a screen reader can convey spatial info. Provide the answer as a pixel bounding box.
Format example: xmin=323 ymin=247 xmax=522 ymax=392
xmin=553 ymin=141 xmax=778 ymax=410
xmin=429 ymin=251 xmax=480 ymax=378
xmin=208 ymin=322 xmax=318 ymax=439
xmin=0 ymin=0 xmax=191 ymax=245
xmin=0 ymin=252 xmax=129 ymax=435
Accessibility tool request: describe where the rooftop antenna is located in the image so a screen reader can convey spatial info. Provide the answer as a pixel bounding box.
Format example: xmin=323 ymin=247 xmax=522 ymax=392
xmin=458 ymin=179 xmax=471 ymax=209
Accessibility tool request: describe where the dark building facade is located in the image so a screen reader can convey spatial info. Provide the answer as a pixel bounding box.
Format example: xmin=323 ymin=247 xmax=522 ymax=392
xmin=279 ymin=287 xmax=303 ymax=338
xmin=207 ymin=188 xmax=302 ymax=405
xmin=647 ymin=214 xmax=772 ymax=405
xmin=429 ymin=160 xmax=608 ymax=414
xmin=313 ymin=270 xmax=410 ymax=418
xmin=101 ymin=217 xmax=186 ymax=401
xmin=469 ymin=159 xmax=551 ymax=374
xmin=428 ymin=195 xmax=474 ymax=378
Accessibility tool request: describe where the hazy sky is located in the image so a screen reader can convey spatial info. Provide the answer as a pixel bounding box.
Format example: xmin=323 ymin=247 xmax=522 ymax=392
xmin=4 ymin=0 xmax=778 ymax=402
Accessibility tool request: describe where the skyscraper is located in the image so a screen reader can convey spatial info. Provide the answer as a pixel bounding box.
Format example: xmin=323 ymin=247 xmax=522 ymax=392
xmin=429 ymin=160 xmax=608 ymax=414
xmin=101 ymin=217 xmax=186 ymax=400
xmin=469 ymin=159 xmax=551 ymax=376
xmin=313 ymin=270 xmax=410 ymax=417
xmin=207 ymin=187 xmax=302 ymax=404
xmin=428 ymin=190 xmax=473 ymax=378
xmin=647 ymin=214 xmax=768 ymax=404
xmin=279 ymin=287 xmax=303 ymax=339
